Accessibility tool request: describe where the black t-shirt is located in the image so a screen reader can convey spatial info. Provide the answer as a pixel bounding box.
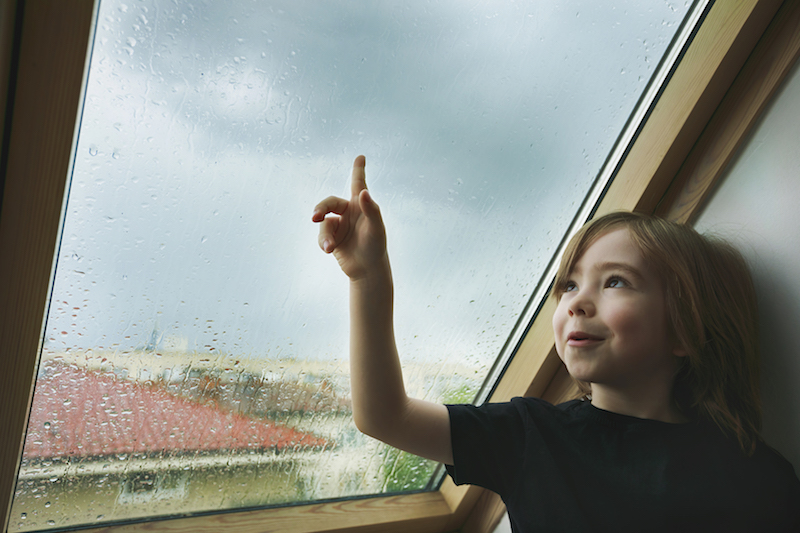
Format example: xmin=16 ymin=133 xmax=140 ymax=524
xmin=446 ymin=398 xmax=800 ymax=532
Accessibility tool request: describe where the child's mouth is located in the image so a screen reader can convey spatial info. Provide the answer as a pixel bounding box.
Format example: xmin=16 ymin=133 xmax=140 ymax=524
xmin=567 ymin=331 xmax=603 ymax=346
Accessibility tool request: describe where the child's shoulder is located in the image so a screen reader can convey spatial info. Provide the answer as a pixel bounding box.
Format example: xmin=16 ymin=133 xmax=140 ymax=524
xmin=749 ymin=441 xmax=800 ymax=488
xmin=504 ymin=395 xmax=584 ymax=416
xmin=450 ymin=396 xmax=589 ymax=435
xmin=509 ymin=395 xmax=584 ymax=410
xmin=509 ymin=396 xmax=673 ymax=428
xmin=505 ymin=396 xmax=593 ymax=426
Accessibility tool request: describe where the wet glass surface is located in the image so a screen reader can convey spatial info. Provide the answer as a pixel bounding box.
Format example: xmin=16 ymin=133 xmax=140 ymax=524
xmin=11 ymin=0 xmax=693 ymax=529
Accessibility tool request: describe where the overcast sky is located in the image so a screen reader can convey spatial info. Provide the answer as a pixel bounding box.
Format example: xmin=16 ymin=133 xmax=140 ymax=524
xmin=45 ymin=0 xmax=693 ymax=382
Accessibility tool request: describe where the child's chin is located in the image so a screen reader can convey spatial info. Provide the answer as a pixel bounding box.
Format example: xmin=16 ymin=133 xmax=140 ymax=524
xmin=564 ymin=364 xmax=601 ymax=386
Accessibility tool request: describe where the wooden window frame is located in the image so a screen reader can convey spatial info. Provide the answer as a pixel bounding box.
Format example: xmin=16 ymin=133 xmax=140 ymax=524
xmin=2 ymin=1 xmax=796 ymax=531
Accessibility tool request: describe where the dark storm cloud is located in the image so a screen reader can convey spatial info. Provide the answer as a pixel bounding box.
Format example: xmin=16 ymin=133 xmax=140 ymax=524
xmin=47 ymin=0 xmax=692 ymax=366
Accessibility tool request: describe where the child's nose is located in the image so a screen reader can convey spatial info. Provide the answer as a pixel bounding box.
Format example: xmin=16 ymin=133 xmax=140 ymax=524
xmin=567 ymin=291 xmax=596 ymax=317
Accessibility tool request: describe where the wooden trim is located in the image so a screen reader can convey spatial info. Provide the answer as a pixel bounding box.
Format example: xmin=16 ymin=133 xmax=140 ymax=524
xmin=0 ymin=1 xmax=790 ymax=533
xmin=596 ymin=0 xmax=783 ymax=218
xmin=70 ymin=479 xmax=476 ymax=533
xmin=460 ymin=491 xmax=506 ymax=533
xmin=439 ymin=480 xmax=484 ymax=532
xmin=81 ymin=492 xmax=453 ymax=533
xmin=658 ymin=0 xmax=800 ymax=223
xmin=0 ymin=2 xmax=95 ymax=531
xmin=539 ymin=362 xmax=582 ymax=406
xmin=0 ymin=0 xmax=20 ymax=160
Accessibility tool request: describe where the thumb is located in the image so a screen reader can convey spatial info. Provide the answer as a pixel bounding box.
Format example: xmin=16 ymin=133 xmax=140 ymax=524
xmin=358 ymin=189 xmax=381 ymax=219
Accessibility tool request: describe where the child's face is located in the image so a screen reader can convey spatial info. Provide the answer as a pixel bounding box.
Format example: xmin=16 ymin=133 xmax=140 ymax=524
xmin=552 ymin=227 xmax=683 ymax=393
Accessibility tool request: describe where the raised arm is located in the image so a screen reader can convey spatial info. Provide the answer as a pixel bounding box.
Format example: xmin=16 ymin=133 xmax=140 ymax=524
xmin=312 ymin=156 xmax=452 ymax=465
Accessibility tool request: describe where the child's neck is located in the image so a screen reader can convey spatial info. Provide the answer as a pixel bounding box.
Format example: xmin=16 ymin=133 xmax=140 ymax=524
xmin=590 ymin=385 xmax=688 ymax=424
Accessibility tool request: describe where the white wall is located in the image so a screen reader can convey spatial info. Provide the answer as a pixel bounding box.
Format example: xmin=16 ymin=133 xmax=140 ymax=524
xmin=695 ymin=58 xmax=800 ymax=471
xmin=492 ymin=512 xmax=513 ymax=533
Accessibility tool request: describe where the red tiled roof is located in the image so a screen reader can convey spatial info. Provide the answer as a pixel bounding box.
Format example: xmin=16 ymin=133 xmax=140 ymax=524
xmin=23 ymin=364 xmax=328 ymax=459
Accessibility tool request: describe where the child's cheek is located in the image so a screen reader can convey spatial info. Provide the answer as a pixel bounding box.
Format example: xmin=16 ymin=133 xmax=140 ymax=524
xmin=552 ymin=304 xmax=566 ymax=358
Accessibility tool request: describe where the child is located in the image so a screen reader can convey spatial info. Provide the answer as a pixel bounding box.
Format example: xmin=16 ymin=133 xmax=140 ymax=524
xmin=312 ymin=156 xmax=800 ymax=532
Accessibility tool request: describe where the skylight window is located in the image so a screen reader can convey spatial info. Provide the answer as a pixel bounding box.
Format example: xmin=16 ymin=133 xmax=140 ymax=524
xmin=11 ymin=0 xmax=702 ymax=530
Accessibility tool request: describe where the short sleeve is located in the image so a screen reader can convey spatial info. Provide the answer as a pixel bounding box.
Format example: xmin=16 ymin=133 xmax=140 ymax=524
xmin=445 ymin=400 xmax=529 ymax=496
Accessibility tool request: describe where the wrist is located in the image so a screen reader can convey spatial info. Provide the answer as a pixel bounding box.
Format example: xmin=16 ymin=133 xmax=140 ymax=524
xmin=350 ymin=254 xmax=393 ymax=293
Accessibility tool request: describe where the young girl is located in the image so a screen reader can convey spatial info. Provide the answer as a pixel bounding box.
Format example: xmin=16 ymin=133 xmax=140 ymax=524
xmin=312 ymin=156 xmax=800 ymax=532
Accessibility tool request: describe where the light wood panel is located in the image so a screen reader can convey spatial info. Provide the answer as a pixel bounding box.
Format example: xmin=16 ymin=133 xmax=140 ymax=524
xmin=0 ymin=0 xmax=20 ymax=157
xmin=460 ymin=491 xmax=507 ymax=533
xmin=0 ymin=2 xmax=95 ymax=531
xmin=659 ymin=0 xmax=800 ymax=222
xmin=439 ymin=480 xmax=483 ymax=532
xmin=85 ymin=492 xmax=453 ymax=533
xmin=596 ymin=0 xmax=783 ymax=218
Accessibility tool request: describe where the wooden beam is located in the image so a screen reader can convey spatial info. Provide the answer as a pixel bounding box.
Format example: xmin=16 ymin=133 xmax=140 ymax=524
xmin=659 ymin=0 xmax=800 ymax=222
xmin=79 ymin=491 xmax=453 ymax=533
xmin=0 ymin=0 xmax=21 ymax=165
xmin=0 ymin=2 xmax=95 ymax=531
xmin=596 ymin=0 xmax=783 ymax=217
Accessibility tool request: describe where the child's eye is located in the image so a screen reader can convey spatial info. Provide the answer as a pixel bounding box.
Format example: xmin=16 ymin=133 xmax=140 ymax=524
xmin=563 ymin=281 xmax=578 ymax=292
xmin=606 ymin=276 xmax=627 ymax=288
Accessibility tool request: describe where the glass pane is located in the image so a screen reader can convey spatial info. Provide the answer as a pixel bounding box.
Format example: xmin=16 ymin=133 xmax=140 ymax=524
xmin=12 ymin=0 xmax=695 ymax=530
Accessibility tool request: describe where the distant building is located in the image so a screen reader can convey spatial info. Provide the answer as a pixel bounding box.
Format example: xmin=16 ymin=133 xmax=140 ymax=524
xmin=13 ymin=363 xmax=330 ymax=530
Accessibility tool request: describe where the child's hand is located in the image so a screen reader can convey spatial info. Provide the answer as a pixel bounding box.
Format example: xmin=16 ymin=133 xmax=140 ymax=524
xmin=313 ymin=156 xmax=453 ymax=466
xmin=312 ymin=156 xmax=387 ymax=281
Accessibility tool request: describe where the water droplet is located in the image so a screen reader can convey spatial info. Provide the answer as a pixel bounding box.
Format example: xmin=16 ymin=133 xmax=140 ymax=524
xmin=44 ymin=421 xmax=51 ymax=429
xmin=89 ymin=146 xmax=98 ymax=156
xmin=20 ymin=513 xmax=26 ymax=519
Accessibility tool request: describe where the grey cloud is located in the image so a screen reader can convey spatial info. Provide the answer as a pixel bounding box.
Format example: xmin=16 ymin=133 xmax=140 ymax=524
xmin=49 ymin=0 xmax=691 ymax=367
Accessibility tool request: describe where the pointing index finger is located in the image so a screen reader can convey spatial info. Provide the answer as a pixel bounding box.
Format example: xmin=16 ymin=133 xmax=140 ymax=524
xmin=350 ymin=155 xmax=367 ymax=198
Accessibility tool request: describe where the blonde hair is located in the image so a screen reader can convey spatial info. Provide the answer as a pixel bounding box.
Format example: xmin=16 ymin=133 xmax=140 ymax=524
xmin=553 ymin=211 xmax=761 ymax=454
